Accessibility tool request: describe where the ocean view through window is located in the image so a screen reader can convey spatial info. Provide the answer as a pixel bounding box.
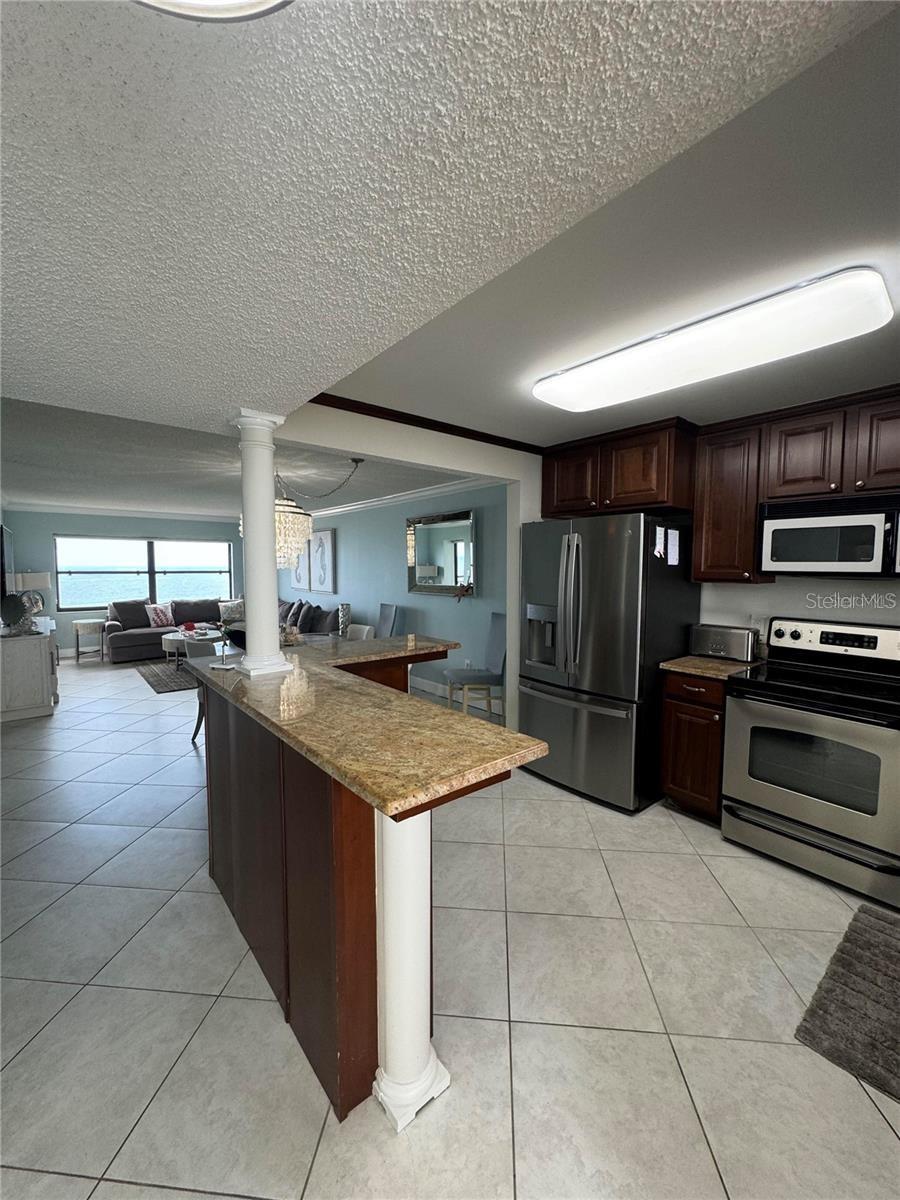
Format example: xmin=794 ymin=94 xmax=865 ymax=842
xmin=54 ymin=535 xmax=233 ymax=610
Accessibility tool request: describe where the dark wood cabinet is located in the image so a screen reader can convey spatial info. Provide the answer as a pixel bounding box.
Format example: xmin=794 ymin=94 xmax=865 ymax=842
xmin=692 ymin=426 xmax=765 ymax=582
xmin=542 ymin=445 xmax=601 ymax=516
xmin=764 ymin=410 xmax=845 ymax=498
xmin=661 ymin=673 xmax=725 ymax=820
xmin=852 ymin=397 xmax=900 ymax=493
xmin=599 ymin=425 xmax=693 ymax=509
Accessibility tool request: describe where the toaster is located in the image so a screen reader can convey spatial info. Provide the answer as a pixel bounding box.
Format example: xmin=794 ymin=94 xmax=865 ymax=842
xmin=689 ymin=624 xmax=758 ymax=662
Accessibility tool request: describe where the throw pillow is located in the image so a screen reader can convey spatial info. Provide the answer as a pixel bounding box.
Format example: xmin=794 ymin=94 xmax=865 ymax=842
xmin=219 ymin=599 xmax=245 ymax=624
xmin=285 ymin=600 xmax=305 ymax=628
xmin=278 ymin=600 xmax=293 ymax=624
xmin=296 ymin=602 xmax=315 ymax=633
xmin=145 ymin=602 xmax=174 ymax=628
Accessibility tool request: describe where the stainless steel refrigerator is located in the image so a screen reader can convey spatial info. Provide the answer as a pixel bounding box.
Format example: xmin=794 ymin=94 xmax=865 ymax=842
xmin=519 ymin=514 xmax=700 ymax=810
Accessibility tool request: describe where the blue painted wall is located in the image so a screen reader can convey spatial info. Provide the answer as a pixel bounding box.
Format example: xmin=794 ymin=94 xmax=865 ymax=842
xmin=0 ymin=509 xmax=243 ymax=650
xmin=277 ymin=484 xmax=507 ymax=686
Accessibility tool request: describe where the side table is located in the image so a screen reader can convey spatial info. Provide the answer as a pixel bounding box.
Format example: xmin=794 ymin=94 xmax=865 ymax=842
xmin=73 ymin=618 xmax=105 ymax=663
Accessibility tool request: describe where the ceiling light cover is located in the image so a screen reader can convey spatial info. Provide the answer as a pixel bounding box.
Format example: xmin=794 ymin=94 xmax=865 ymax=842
xmin=136 ymin=0 xmax=292 ymax=22
xmin=533 ymin=267 xmax=894 ymax=413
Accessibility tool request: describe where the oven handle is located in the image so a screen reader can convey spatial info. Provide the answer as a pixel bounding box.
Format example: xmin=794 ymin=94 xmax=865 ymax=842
xmin=723 ymin=802 xmax=900 ymax=875
xmin=727 ymin=691 xmax=900 ymax=731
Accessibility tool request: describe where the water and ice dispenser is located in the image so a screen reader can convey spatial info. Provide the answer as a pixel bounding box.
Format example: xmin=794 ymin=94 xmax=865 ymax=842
xmin=525 ymin=603 xmax=558 ymax=668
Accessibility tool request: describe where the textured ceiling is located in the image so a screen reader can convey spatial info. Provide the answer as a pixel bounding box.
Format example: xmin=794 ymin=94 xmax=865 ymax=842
xmin=334 ymin=9 xmax=900 ymax=444
xmin=0 ymin=398 xmax=468 ymax=517
xmin=1 ymin=0 xmax=888 ymax=435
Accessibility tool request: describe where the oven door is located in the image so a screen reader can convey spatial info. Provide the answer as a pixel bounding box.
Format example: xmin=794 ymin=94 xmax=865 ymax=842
xmin=760 ymin=512 xmax=888 ymax=574
xmin=723 ymin=695 xmax=900 ymax=854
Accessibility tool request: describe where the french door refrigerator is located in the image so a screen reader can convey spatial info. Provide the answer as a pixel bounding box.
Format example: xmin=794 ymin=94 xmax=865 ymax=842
xmin=519 ymin=514 xmax=699 ymax=810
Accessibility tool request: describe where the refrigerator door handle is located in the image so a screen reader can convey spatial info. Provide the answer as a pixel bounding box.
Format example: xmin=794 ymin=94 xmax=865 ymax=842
xmin=519 ymin=681 xmax=630 ymax=720
xmin=569 ymin=533 xmax=583 ymax=670
xmin=556 ymin=534 xmax=570 ymax=673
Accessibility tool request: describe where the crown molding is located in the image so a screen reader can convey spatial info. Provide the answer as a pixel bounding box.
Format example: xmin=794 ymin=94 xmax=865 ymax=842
xmin=309 ymin=476 xmax=502 ymax=518
xmin=0 ymin=502 xmax=241 ymax=524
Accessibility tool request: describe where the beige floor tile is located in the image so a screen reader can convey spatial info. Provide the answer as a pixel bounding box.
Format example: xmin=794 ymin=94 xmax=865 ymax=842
xmin=11 ymin=751 xmax=120 ymax=782
xmin=139 ymin=757 xmax=206 ymax=788
xmin=7 ymin=781 xmax=130 ymax=823
xmin=2 ymin=824 xmax=145 ymax=883
xmin=78 ymin=784 xmax=197 ymax=828
xmin=604 ymin=851 xmax=744 ymax=924
xmin=585 ymin=801 xmax=694 ymax=852
xmin=0 ymin=884 xmax=172 ymax=982
xmin=503 ymin=797 xmax=596 ymax=849
xmin=109 ymin=997 xmax=328 ymax=1198
xmin=306 ymin=1016 xmax=513 ymax=1200
xmin=673 ymin=1036 xmax=900 ymax=1200
xmin=431 ymin=792 xmax=503 ymax=843
xmin=179 ymin=863 xmax=218 ymax=893
xmin=1 ymin=879 xmax=72 ymax=937
xmin=95 ymin=891 xmax=246 ymax=994
xmin=508 ymin=912 xmax=662 ymax=1030
xmin=703 ymin=855 xmax=853 ymax=930
xmin=862 ymin=1083 xmax=900 ymax=1136
xmin=0 ymin=1168 xmax=96 ymax=1200
xmin=222 ymin=949 xmax=276 ymax=1000
xmin=754 ymin=927 xmax=842 ymax=1002
xmin=0 ymin=778 xmax=61 ymax=814
xmin=75 ymin=755 xmax=180 ymax=786
xmin=667 ymin=808 xmax=755 ymax=856
xmin=630 ymin=920 xmax=805 ymax=1040
xmin=93 ymin=1184 xmax=233 ymax=1200
xmin=156 ymin=792 xmax=208 ymax=830
xmin=1 ymin=821 xmax=68 ymax=866
xmin=512 ymin=1023 xmax=725 ymax=1200
xmin=433 ymin=906 xmax=508 ymax=1019
xmin=86 ymin=828 xmax=208 ymax=890
xmin=0 ymin=985 xmax=211 ymax=1177
xmin=502 ymin=767 xmax=580 ymax=801
xmin=1 ymin=977 xmax=80 ymax=1067
xmin=432 ymin=840 xmax=506 ymax=910
xmin=1 ymin=749 xmax=61 ymax=778
xmin=505 ymin=844 xmax=621 ymax=917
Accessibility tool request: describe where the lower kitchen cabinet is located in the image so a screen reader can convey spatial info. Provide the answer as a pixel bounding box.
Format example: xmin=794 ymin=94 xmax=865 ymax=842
xmin=660 ymin=673 xmax=725 ymax=820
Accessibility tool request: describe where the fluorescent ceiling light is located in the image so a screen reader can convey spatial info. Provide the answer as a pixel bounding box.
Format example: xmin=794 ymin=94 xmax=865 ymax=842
xmin=533 ymin=267 xmax=894 ymax=413
xmin=136 ymin=0 xmax=292 ymax=21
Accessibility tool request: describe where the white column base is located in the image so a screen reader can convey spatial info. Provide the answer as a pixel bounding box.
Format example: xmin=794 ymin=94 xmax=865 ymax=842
xmin=373 ymin=1045 xmax=450 ymax=1133
xmin=236 ymin=651 xmax=293 ymax=677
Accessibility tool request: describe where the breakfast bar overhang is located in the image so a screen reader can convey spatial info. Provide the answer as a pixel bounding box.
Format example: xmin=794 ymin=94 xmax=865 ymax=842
xmin=189 ymin=635 xmax=547 ymax=1131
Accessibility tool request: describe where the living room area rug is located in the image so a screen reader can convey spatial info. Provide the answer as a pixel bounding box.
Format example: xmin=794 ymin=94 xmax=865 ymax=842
xmin=136 ymin=661 xmax=198 ymax=694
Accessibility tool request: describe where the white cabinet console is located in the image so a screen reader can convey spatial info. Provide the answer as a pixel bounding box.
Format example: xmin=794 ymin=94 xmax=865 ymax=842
xmin=1 ymin=632 xmax=58 ymax=721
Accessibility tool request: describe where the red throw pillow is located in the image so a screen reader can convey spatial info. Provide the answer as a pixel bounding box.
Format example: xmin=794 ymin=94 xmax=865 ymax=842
xmin=145 ymin=603 xmax=174 ymax=628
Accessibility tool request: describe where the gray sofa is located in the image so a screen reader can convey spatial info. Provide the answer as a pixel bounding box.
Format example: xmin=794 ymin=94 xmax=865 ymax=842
xmin=105 ymin=599 xmax=221 ymax=664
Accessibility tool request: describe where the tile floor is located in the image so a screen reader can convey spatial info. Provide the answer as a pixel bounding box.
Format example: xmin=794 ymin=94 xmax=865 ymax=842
xmin=1 ymin=660 xmax=898 ymax=1200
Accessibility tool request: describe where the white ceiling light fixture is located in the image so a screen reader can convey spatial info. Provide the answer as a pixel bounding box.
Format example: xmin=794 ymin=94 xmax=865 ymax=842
xmin=136 ymin=0 xmax=292 ymax=22
xmin=533 ymin=267 xmax=894 ymax=413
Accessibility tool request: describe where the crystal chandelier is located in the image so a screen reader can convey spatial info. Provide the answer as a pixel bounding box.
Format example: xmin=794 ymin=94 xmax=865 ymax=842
xmin=238 ymin=482 xmax=312 ymax=568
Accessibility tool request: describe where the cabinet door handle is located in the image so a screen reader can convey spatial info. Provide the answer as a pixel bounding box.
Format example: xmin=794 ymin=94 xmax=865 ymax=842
xmin=829 ymin=482 xmax=838 ymax=491
xmin=603 ymin=499 xmax=611 ymax=505
xmin=682 ymin=685 xmax=706 ymax=693
xmin=712 ymin=714 xmax=720 ymax=722
xmin=588 ymin=499 xmax=597 ymax=507
xmin=856 ymin=480 xmax=866 ymax=489
xmin=742 ymin=572 xmax=751 ymax=579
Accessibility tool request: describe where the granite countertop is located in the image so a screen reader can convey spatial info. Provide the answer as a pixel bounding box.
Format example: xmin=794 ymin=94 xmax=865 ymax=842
xmin=659 ymin=654 xmax=760 ymax=680
xmin=190 ymin=634 xmax=548 ymax=818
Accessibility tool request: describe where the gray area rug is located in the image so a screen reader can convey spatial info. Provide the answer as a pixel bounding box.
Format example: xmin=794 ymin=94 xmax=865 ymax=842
xmin=136 ymin=661 xmax=198 ymax=694
xmin=795 ymin=902 xmax=900 ymax=1101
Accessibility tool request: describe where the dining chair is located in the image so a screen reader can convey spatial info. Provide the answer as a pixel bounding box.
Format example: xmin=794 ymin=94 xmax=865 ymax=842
xmin=444 ymin=611 xmax=506 ymax=719
xmin=184 ymin=638 xmax=218 ymax=742
xmin=375 ymin=603 xmax=398 ymax=639
xmin=346 ymin=623 xmax=376 ymax=640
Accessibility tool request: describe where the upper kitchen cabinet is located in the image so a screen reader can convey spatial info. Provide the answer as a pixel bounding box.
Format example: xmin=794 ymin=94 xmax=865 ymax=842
xmin=692 ymin=425 xmax=764 ymax=582
xmin=851 ymin=396 xmax=900 ymax=493
xmin=541 ymin=444 xmax=601 ymax=516
xmin=763 ymin=410 xmax=845 ymax=498
xmin=599 ymin=423 xmax=694 ymax=510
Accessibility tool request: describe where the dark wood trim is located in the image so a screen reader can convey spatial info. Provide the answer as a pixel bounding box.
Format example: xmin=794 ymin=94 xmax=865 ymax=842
xmin=309 ymin=392 xmax=543 ymax=457
xmin=545 ymin=415 xmax=698 ymax=456
xmin=697 ymin=382 xmax=900 ymax=437
xmin=391 ymin=771 xmax=511 ymax=822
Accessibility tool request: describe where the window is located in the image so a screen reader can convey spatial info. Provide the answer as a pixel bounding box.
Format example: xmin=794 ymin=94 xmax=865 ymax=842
xmin=54 ymin=536 xmax=233 ymax=611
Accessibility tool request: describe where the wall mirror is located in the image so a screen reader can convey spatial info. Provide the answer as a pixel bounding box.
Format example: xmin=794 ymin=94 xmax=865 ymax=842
xmin=406 ymin=510 xmax=475 ymax=596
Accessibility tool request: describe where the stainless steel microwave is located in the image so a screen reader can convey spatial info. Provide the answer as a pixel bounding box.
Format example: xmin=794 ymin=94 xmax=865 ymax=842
xmin=759 ymin=499 xmax=900 ymax=576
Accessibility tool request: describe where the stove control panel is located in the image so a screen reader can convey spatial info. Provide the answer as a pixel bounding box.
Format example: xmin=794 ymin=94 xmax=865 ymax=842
xmin=768 ymin=619 xmax=900 ymax=662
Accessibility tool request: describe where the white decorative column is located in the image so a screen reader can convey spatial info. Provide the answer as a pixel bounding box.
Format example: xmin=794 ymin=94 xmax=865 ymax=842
xmin=234 ymin=409 xmax=292 ymax=678
xmin=373 ymin=809 xmax=450 ymax=1132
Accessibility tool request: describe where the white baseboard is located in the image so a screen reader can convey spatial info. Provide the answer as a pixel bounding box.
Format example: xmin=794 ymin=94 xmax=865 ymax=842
xmin=409 ymin=674 xmax=505 ymax=718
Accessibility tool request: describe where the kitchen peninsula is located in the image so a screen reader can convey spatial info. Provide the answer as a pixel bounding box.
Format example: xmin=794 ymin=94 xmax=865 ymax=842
xmin=190 ymin=634 xmax=547 ymax=1132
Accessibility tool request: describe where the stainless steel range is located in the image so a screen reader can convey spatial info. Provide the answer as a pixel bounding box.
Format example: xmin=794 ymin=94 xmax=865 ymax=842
xmin=723 ymin=617 xmax=900 ymax=908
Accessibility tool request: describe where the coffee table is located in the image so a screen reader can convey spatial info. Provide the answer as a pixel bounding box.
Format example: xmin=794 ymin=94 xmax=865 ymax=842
xmin=161 ymin=629 xmax=224 ymax=668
